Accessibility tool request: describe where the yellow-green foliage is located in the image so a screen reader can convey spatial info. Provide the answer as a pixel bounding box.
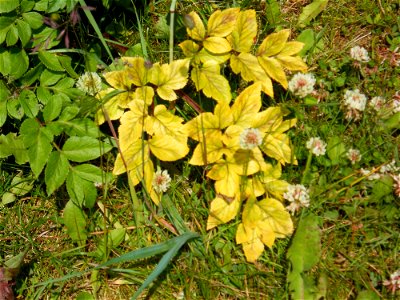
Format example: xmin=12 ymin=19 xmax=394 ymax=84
xmin=99 ymin=8 xmax=308 ymax=262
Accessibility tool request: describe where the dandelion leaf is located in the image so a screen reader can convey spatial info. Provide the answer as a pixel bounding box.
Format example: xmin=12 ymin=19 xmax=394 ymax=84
xmin=227 ymin=9 xmax=257 ymax=53
xmin=207 ymin=8 xmax=240 ymax=37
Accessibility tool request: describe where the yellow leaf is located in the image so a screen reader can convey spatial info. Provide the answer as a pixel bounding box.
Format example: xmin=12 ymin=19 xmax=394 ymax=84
xmin=145 ymin=105 xmax=185 ymax=136
xmin=227 ymin=9 xmax=257 ymax=52
xmin=262 ymin=133 xmax=295 ymax=165
xmin=134 ymin=86 xmax=154 ymax=106
xmin=118 ymin=101 xmax=147 ymax=151
xmin=257 ymin=29 xmax=290 ymax=57
xmin=214 ymin=103 xmax=234 ymax=129
xmin=203 ymin=36 xmax=232 ymax=54
xmin=207 ymin=159 xmax=241 ymax=198
xmin=231 ymin=83 xmax=262 ymax=127
xmin=276 ymin=55 xmax=307 ymax=71
xmin=275 ymin=118 xmax=297 ymax=133
xmin=149 ymin=59 xmax=190 ymax=101
xmin=122 ymin=56 xmax=151 ymax=86
xmin=254 ymin=164 xmax=289 ymax=200
xmin=178 ymin=40 xmax=200 ymax=58
xmin=191 ymin=63 xmax=231 ymax=104
xmin=128 ymin=156 xmax=153 ymax=192
xmin=252 ymin=107 xmax=283 ymax=132
xmin=257 ymin=56 xmax=288 ymax=89
xmin=186 ymin=11 xmax=206 ymax=41
xmin=207 ymin=195 xmax=241 ymax=230
xmin=230 ymin=53 xmax=274 ymax=97
xmin=148 ymin=134 xmax=189 ymax=161
xmin=207 ymin=8 xmax=240 ymax=37
xmin=243 ymin=177 xmax=266 ymax=198
xmin=257 ymin=197 xmax=293 ymax=238
xmin=113 ymin=139 xmax=149 ymax=176
xmin=95 ymin=88 xmax=125 ymax=124
xmin=278 ymin=41 xmax=304 ymax=56
xmin=189 ymin=132 xmax=226 ymax=165
xmin=102 ymin=71 xmax=136 ymax=108
xmin=183 ymin=112 xmax=220 ymax=142
xmin=197 ymin=48 xmax=231 ymax=65
xmin=236 ymin=224 xmax=265 ymax=263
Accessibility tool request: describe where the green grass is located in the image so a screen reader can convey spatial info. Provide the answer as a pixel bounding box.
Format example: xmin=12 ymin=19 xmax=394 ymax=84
xmin=1 ymin=0 xmax=399 ymax=299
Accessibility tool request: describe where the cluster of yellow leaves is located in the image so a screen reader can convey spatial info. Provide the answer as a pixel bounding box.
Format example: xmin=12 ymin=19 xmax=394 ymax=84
xmin=98 ymin=57 xmax=191 ymax=204
xmin=180 ymin=8 xmax=307 ymax=101
xmin=183 ymin=82 xmax=296 ymax=262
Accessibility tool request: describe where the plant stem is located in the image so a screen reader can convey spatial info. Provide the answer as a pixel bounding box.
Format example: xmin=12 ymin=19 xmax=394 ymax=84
xmin=301 ymin=151 xmax=313 ymax=185
xmin=169 ymin=0 xmax=178 ymax=63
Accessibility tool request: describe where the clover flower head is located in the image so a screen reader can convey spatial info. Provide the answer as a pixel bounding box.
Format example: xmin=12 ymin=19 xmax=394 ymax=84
xmin=288 ymin=73 xmax=316 ymax=98
xmin=350 ymin=46 xmax=370 ymax=62
xmin=346 ymin=148 xmax=362 ymax=164
xmin=380 ymin=160 xmax=399 ymax=174
xmin=344 ymin=89 xmax=367 ymax=111
xmin=152 ymin=169 xmax=171 ymax=193
xmin=369 ymin=96 xmax=386 ymax=111
xmin=76 ymin=72 xmax=102 ymax=96
xmin=284 ymin=184 xmax=310 ymax=215
xmin=360 ymin=168 xmax=381 ymax=181
xmin=392 ymin=174 xmax=400 ymax=198
xmin=393 ymin=99 xmax=400 ymax=113
xmin=306 ymin=137 xmax=327 ymax=156
xmin=239 ymin=128 xmax=263 ymax=150
xmin=383 ymin=269 xmax=400 ymax=294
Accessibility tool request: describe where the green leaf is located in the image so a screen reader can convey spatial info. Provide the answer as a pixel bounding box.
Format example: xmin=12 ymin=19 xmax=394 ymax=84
xmin=20 ymin=64 xmax=44 ymax=86
xmin=28 ymin=132 xmax=53 ymax=177
xmin=63 ymin=200 xmax=87 ymax=246
xmin=355 ymin=290 xmax=380 ymax=300
xmin=19 ymin=89 xmax=39 ymax=118
xmin=38 ymin=50 xmax=65 ymax=72
xmin=0 ymin=80 xmax=9 ymax=126
xmin=6 ymin=24 xmax=19 ymax=46
xmin=66 ymin=170 xmax=97 ymax=208
xmin=7 ymin=97 xmax=24 ymax=119
xmin=0 ymin=0 xmax=20 ymax=13
xmin=58 ymin=55 xmax=79 ymax=78
xmin=57 ymin=118 xmax=100 ymax=137
xmin=0 ymin=16 xmax=15 ymax=44
xmin=58 ymin=105 xmax=80 ymax=121
xmin=72 ymin=164 xmax=109 ymax=183
xmin=16 ymin=19 xmax=31 ymax=46
xmin=62 ymin=136 xmax=112 ymax=162
xmin=76 ymin=292 xmax=95 ymax=300
xmin=2 ymin=192 xmax=16 ymax=205
xmin=20 ymin=0 xmax=35 ymax=12
xmin=43 ymin=95 xmax=63 ymax=122
xmin=265 ymin=0 xmax=282 ymax=27
xmin=0 ymin=133 xmax=28 ymax=164
xmin=39 ymin=69 xmax=63 ymax=86
xmin=371 ymin=175 xmax=393 ymax=201
xmin=8 ymin=47 xmax=29 ymax=79
xmin=45 ymin=151 xmax=70 ymax=195
xmin=383 ymin=112 xmax=400 ymax=130
xmin=327 ymin=136 xmax=346 ymax=165
xmin=297 ymin=0 xmax=329 ymax=27
xmin=22 ymin=11 xmax=43 ymax=29
xmin=9 ymin=174 xmax=34 ymax=196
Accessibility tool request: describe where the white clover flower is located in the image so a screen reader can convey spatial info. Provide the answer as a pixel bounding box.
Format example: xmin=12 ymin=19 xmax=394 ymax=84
xmin=392 ymin=174 xmax=400 ymax=198
xmin=76 ymin=72 xmax=102 ymax=95
xmin=152 ymin=169 xmax=171 ymax=193
xmin=239 ymin=128 xmax=262 ymax=150
xmin=346 ymin=148 xmax=362 ymax=164
xmin=383 ymin=269 xmax=400 ymax=293
xmin=360 ymin=168 xmax=381 ymax=180
xmin=284 ymin=184 xmax=310 ymax=215
xmin=350 ymin=46 xmax=370 ymax=62
xmin=369 ymin=96 xmax=386 ymax=111
xmin=288 ymin=73 xmax=316 ymax=98
xmin=380 ymin=160 xmax=400 ymax=174
xmin=306 ymin=137 xmax=327 ymax=156
xmin=393 ymin=99 xmax=400 ymax=113
xmin=344 ymin=89 xmax=367 ymax=111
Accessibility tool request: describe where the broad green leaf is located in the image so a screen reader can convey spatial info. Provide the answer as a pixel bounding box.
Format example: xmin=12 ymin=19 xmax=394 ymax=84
xmin=39 ymin=69 xmax=63 ymax=87
xmin=45 ymin=151 xmax=70 ymax=195
xmin=0 ymin=133 xmax=28 ymax=163
xmin=1 ymin=47 xmax=29 ymax=79
xmin=230 ymin=53 xmax=274 ymax=96
xmin=264 ymin=0 xmax=282 ymax=26
xmin=58 ymin=55 xmax=79 ymax=79
xmin=57 ymin=118 xmax=100 ymax=138
xmin=0 ymin=16 xmax=15 ymax=44
xmin=28 ymin=132 xmax=53 ymax=177
xmin=327 ymin=136 xmax=346 ymax=165
xmin=203 ymin=36 xmax=232 ymax=54
xmin=185 ymin=11 xmax=206 ymax=41
xmin=207 ymin=8 xmax=239 ymax=37
xmin=20 ymin=64 xmax=44 ymax=86
xmin=16 ymin=19 xmax=31 ymax=46
xmin=43 ymin=95 xmax=63 ymax=122
xmin=38 ymin=50 xmax=65 ymax=72
xmin=66 ymin=170 xmax=84 ymax=206
xmin=287 ymin=213 xmax=321 ymax=273
xmin=22 ymin=11 xmax=43 ymax=29
xmin=227 ymin=9 xmax=257 ymax=53
xmin=73 ymin=164 xmax=112 ymax=184
xmin=2 ymin=192 xmax=16 ymax=205
xmin=20 ymin=117 xmax=51 ymax=146
xmin=0 ymin=80 xmax=9 ymax=126
xmin=206 ymin=195 xmax=241 ymax=230
xmin=36 ymin=85 xmax=52 ymax=103
xmin=297 ymin=0 xmax=329 ymax=27
xmin=0 ymin=0 xmax=19 ymax=13
xmin=257 ymin=29 xmax=290 ymax=57
xmin=59 ymin=105 xmax=80 ymax=121
xmin=9 ymin=174 xmax=34 ymax=196
xmin=257 ymin=56 xmax=288 ymax=89
xmin=191 ymin=62 xmax=231 ymax=104
xmin=63 ymin=200 xmax=87 ymax=246
xmin=149 ymin=59 xmax=190 ymax=101
xmin=384 ymin=112 xmax=400 ymax=129
xmin=20 ymin=0 xmax=35 ymax=12
xmin=62 ymin=136 xmax=112 ymax=162
xmin=148 ymin=134 xmax=189 ymax=161
xmin=18 ymin=89 xmax=38 ymax=118
xmin=6 ymin=24 xmax=19 ymax=46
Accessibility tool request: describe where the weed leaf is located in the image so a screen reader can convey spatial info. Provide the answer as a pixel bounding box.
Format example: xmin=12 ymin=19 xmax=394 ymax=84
xmin=227 ymin=9 xmax=257 ymax=53
xmin=63 ymin=200 xmax=88 ymax=246
xmin=297 ymin=0 xmax=329 ymax=27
